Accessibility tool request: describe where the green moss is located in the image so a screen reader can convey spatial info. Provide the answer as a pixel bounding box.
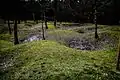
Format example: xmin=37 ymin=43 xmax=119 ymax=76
xmin=104 ymin=26 xmax=120 ymax=32
xmin=0 ymin=40 xmax=13 ymax=50
xmin=48 ymin=24 xmax=55 ymax=29
xmin=0 ymin=24 xmax=120 ymax=80
xmin=0 ymin=25 xmax=9 ymax=34
xmin=99 ymin=31 xmax=120 ymax=42
xmin=47 ymin=23 xmax=55 ymax=29
xmin=48 ymin=30 xmax=79 ymax=35
xmin=74 ymin=29 xmax=85 ymax=33
xmin=47 ymin=30 xmax=81 ymax=44
xmin=0 ymin=40 xmax=119 ymax=80
xmin=0 ymin=33 xmax=13 ymax=52
xmin=0 ymin=34 xmax=12 ymax=41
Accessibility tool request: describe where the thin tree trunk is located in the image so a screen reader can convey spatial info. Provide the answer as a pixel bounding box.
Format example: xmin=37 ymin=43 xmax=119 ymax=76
xmin=54 ymin=15 xmax=57 ymax=28
xmin=44 ymin=12 xmax=48 ymax=29
xmin=8 ymin=19 xmax=12 ymax=35
xmin=42 ymin=21 xmax=45 ymax=40
xmin=14 ymin=19 xmax=19 ymax=45
xmin=54 ymin=0 xmax=57 ymax=28
xmin=116 ymin=38 xmax=120 ymax=71
xmin=42 ymin=13 xmax=45 ymax=40
xmin=45 ymin=20 xmax=48 ymax=29
xmin=94 ymin=0 xmax=99 ymax=39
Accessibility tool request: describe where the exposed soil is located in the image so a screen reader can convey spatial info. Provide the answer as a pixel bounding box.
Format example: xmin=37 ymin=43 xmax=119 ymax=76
xmin=20 ymin=34 xmax=43 ymax=43
xmin=67 ymin=33 xmax=117 ymax=50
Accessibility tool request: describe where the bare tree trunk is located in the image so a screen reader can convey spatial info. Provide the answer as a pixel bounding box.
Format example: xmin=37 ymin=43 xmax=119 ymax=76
xmin=14 ymin=19 xmax=19 ymax=45
xmin=94 ymin=0 xmax=99 ymax=39
xmin=42 ymin=21 xmax=45 ymax=40
xmin=54 ymin=0 xmax=57 ymax=28
xmin=8 ymin=19 xmax=12 ymax=35
xmin=116 ymin=38 xmax=120 ymax=71
xmin=54 ymin=15 xmax=57 ymax=28
xmin=42 ymin=13 xmax=45 ymax=40
xmin=44 ymin=12 xmax=48 ymax=29
xmin=45 ymin=20 xmax=48 ymax=29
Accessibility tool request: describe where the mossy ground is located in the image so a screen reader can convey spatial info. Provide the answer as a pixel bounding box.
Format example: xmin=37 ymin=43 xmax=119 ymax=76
xmin=0 ymin=22 xmax=120 ymax=80
xmin=47 ymin=22 xmax=56 ymax=29
xmin=0 ymin=40 xmax=119 ymax=80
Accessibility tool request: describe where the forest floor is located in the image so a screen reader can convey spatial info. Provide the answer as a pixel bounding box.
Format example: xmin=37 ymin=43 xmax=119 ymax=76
xmin=0 ymin=21 xmax=120 ymax=80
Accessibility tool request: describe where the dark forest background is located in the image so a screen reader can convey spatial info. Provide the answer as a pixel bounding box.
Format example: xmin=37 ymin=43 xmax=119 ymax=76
xmin=0 ymin=0 xmax=120 ymax=25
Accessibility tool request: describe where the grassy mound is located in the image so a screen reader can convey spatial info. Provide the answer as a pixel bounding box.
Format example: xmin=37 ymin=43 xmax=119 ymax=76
xmin=0 ymin=40 xmax=120 ymax=80
xmin=0 ymin=40 xmax=13 ymax=50
xmin=0 ymin=34 xmax=12 ymax=41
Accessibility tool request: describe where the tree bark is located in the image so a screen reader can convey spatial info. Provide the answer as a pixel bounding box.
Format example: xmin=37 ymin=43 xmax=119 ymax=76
xmin=42 ymin=13 xmax=45 ymax=40
xmin=14 ymin=19 xmax=19 ymax=45
xmin=8 ymin=19 xmax=12 ymax=35
xmin=44 ymin=12 xmax=48 ymax=29
xmin=116 ymin=38 xmax=120 ymax=71
xmin=94 ymin=0 xmax=99 ymax=39
xmin=42 ymin=21 xmax=45 ymax=40
xmin=45 ymin=20 xmax=48 ymax=29
xmin=54 ymin=0 xmax=57 ymax=28
xmin=54 ymin=15 xmax=57 ymax=28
